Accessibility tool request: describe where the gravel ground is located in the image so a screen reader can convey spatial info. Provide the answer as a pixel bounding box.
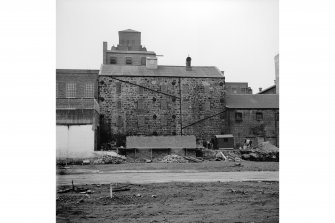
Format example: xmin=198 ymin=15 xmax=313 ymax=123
xmin=56 ymin=181 xmax=279 ymax=223
xmin=58 ymin=161 xmax=279 ymax=175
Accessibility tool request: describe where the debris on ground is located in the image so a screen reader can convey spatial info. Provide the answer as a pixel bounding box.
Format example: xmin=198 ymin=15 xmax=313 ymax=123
xmin=240 ymin=141 xmax=279 ymax=162
xmin=215 ymin=151 xmax=227 ymax=161
xmin=160 ymin=154 xmax=188 ymax=163
xmin=183 ymin=156 xmax=203 ymax=163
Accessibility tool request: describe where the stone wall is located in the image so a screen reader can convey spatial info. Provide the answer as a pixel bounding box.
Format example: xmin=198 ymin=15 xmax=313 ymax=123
xmin=98 ymin=75 xmax=225 ymax=143
xmin=226 ymin=109 xmax=279 ymax=147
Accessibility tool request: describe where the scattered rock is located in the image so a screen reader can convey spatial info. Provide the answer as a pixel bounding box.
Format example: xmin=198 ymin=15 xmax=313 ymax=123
xmin=151 ymin=195 xmax=157 ymax=198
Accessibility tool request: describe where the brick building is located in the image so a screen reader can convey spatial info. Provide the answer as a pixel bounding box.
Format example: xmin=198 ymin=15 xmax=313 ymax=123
xmin=225 ymin=94 xmax=279 ymax=147
xmin=225 ymin=82 xmax=253 ymax=94
xmin=56 ymin=69 xmax=100 ymax=158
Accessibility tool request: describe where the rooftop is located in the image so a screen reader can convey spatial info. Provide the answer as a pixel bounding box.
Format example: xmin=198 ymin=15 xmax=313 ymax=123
xmin=119 ymin=29 xmax=140 ymax=33
xmin=225 ymin=94 xmax=279 ymax=109
xmin=257 ymin=85 xmax=276 ymax=94
xmin=56 ymin=69 xmax=99 ymax=74
xmin=99 ymin=65 xmax=224 ymax=78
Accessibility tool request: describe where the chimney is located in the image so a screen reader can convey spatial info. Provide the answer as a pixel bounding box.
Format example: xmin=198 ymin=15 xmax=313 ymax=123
xmin=259 ymin=88 xmax=262 ymax=92
xmin=146 ymin=57 xmax=158 ymax=69
xmin=186 ymin=56 xmax=192 ymax=71
xmin=103 ymin=41 xmax=107 ymax=64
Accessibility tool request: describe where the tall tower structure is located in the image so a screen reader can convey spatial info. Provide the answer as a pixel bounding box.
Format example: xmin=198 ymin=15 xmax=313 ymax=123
xmin=102 ymin=29 xmax=156 ymax=65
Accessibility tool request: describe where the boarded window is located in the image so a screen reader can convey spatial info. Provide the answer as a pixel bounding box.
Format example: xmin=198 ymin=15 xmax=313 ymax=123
xmin=84 ymin=83 xmax=94 ymax=98
xmin=125 ymin=57 xmax=132 ymax=65
xmin=141 ymin=57 xmax=146 ymax=65
xmin=66 ymin=83 xmax=76 ymax=98
xmin=117 ymin=116 xmax=123 ymax=127
xmin=117 ymin=100 xmax=121 ymax=109
xmin=160 ymin=99 xmax=167 ymax=110
xmin=138 ymin=86 xmax=144 ymax=95
xmin=110 ymin=57 xmax=117 ymax=64
xmin=256 ymin=112 xmax=263 ymax=121
xmin=235 ymin=112 xmax=243 ymax=122
xmin=116 ymin=82 xmax=121 ymax=94
xmin=205 ymin=101 xmax=210 ymax=110
xmin=137 ymin=99 xmax=144 ymax=110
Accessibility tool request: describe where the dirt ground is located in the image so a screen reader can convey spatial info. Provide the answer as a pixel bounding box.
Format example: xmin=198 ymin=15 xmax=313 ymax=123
xmin=58 ymin=161 xmax=278 ymax=174
xmin=56 ymin=181 xmax=279 ymax=223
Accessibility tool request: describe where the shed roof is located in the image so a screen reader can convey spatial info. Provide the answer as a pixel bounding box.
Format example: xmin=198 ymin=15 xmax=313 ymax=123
xmin=257 ymin=85 xmax=276 ymax=94
xmin=99 ymin=65 xmax=224 ymax=78
xmin=225 ymin=94 xmax=279 ymax=109
xmin=215 ymin=134 xmax=234 ymax=138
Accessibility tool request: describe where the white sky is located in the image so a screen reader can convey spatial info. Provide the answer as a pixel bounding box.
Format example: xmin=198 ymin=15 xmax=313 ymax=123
xmin=57 ymin=0 xmax=278 ymax=92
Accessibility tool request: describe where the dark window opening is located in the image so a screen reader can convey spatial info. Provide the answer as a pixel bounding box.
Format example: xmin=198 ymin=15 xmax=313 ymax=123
xmin=152 ymin=97 xmax=156 ymax=102
xmin=219 ymin=82 xmax=224 ymax=86
xmin=172 ymin=131 xmax=176 ymax=136
xmin=172 ymin=97 xmax=176 ymax=102
xmin=153 ymin=114 xmax=157 ymax=120
xmin=256 ymin=112 xmax=263 ymax=121
xmin=172 ymin=115 xmax=176 ymax=119
xmin=172 ymin=80 xmax=176 ymax=85
xmin=110 ymin=57 xmax=117 ymax=64
xmin=125 ymin=57 xmax=132 ymax=65
xmin=116 ymin=82 xmax=121 ymax=94
xmin=235 ymin=112 xmax=243 ymax=122
xmin=223 ymin=138 xmax=228 ymax=142
xmin=153 ymin=131 xmax=158 ymax=136
xmin=141 ymin=57 xmax=146 ymax=65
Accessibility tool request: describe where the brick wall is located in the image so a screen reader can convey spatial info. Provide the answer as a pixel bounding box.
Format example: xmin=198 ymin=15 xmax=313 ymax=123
xmin=98 ymin=76 xmax=225 ymax=143
xmin=105 ymin=52 xmax=156 ymax=66
xmin=56 ymin=70 xmax=99 ymax=99
xmin=226 ymin=109 xmax=279 ymax=147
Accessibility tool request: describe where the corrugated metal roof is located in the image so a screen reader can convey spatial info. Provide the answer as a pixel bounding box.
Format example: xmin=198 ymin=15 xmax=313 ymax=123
xmin=225 ymin=94 xmax=279 ymax=109
xmin=99 ymin=65 xmax=224 ymax=78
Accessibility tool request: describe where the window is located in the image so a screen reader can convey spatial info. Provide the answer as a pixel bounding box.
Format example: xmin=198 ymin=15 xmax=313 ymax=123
xmin=256 ymin=112 xmax=263 ymax=121
xmin=137 ymin=99 xmax=144 ymax=110
xmin=141 ymin=57 xmax=146 ymax=65
xmin=152 ymin=97 xmax=156 ymax=102
xmin=223 ymin=138 xmax=228 ymax=142
xmin=235 ymin=112 xmax=243 ymax=122
xmin=84 ymin=83 xmax=94 ymax=98
xmin=110 ymin=57 xmax=117 ymax=64
xmin=116 ymin=82 xmax=121 ymax=94
xmin=172 ymin=115 xmax=176 ymax=119
xmin=66 ymin=83 xmax=76 ymax=98
xmin=241 ymin=88 xmax=246 ymax=94
xmin=125 ymin=57 xmax=132 ymax=64
xmin=153 ymin=114 xmax=157 ymax=120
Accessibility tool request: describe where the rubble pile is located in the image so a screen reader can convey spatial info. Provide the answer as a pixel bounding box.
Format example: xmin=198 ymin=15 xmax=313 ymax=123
xmin=160 ymin=154 xmax=188 ymax=163
xmin=240 ymin=141 xmax=279 ymax=162
xmin=92 ymin=151 xmax=126 ymax=165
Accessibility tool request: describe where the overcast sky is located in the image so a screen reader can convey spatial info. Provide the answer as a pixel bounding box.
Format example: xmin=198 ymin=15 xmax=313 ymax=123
xmin=57 ymin=0 xmax=278 ymax=92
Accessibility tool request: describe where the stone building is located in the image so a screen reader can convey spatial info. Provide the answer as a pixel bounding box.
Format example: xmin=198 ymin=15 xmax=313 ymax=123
xmin=98 ymin=30 xmax=226 ymax=146
xmin=225 ymin=94 xmax=279 ymax=147
xmin=56 ymin=69 xmax=100 ymax=158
